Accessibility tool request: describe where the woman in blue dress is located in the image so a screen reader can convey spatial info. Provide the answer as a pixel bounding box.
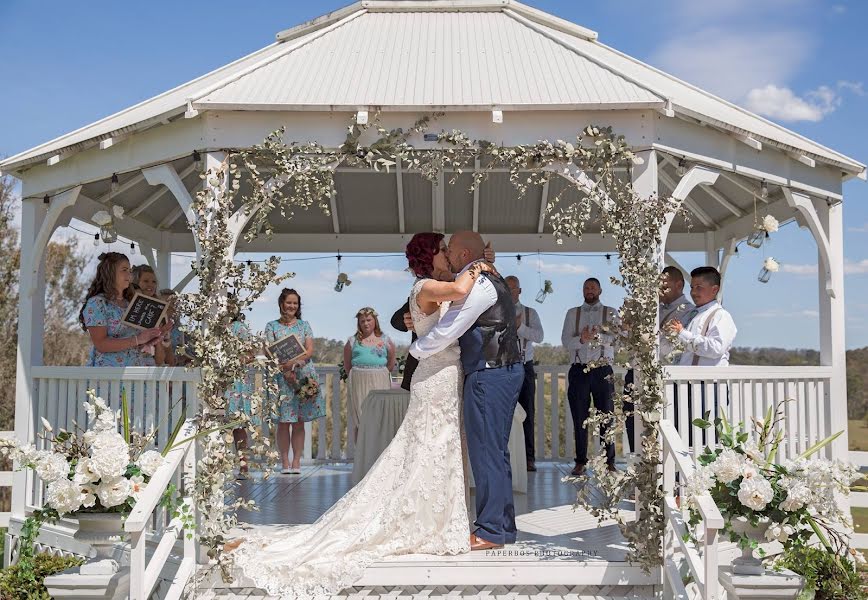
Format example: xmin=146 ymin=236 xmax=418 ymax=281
xmin=264 ymin=288 xmax=326 ymax=474
xmin=224 ymin=302 xmax=258 ymax=479
xmin=79 ymin=252 xmax=170 ymax=368
xmin=343 ymin=307 xmax=395 ymax=441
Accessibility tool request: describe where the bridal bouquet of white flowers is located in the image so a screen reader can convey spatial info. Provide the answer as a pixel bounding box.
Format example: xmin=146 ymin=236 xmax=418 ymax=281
xmin=685 ymin=403 xmax=862 ymax=558
xmin=0 ymin=391 xmax=177 ymax=516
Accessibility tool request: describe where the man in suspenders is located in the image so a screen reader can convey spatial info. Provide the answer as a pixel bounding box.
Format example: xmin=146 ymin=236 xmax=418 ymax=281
xmin=561 ymin=278 xmax=618 ymax=476
xmin=623 ymin=266 xmax=694 ymax=452
xmin=505 ymin=276 xmax=544 ymax=472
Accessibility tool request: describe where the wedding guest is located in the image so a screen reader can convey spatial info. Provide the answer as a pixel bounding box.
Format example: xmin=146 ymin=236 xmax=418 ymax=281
xmin=132 ymin=264 xmax=158 ymax=296
xmin=390 ymin=301 xmax=417 ymax=391
xmin=224 ymin=299 xmax=258 ymax=479
xmin=622 ymin=266 xmax=694 ymax=452
xmin=561 ymin=277 xmax=618 ymax=475
xmin=265 ymin=288 xmax=326 ymax=474
xmin=505 ymin=275 xmax=544 ymax=472
xmin=79 ymin=252 xmax=169 ymax=367
xmin=669 ymin=267 xmax=736 ymax=367
xmin=344 ymin=307 xmax=396 ymax=441
xmin=668 ymin=266 xmax=737 ymax=445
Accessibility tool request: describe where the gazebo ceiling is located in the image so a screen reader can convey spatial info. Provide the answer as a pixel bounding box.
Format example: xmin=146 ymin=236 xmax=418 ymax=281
xmin=0 ymin=0 xmax=864 ymax=179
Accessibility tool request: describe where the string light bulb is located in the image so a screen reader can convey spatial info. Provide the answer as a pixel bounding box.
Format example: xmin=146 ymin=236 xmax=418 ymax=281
xmin=110 ymin=173 xmax=119 ymax=193
xmin=193 ymin=150 xmax=202 ymax=170
xmin=43 ymin=195 xmax=50 ymax=205
xmin=605 ymin=253 xmax=612 ymax=265
xmin=93 ymin=233 xmax=100 ymax=247
xmin=760 ymin=180 xmax=769 ymax=199
xmin=516 ymin=254 xmax=522 ymax=263
xmin=129 ymin=242 xmax=136 ymax=255
xmin=676 ymin=158 xmax=687 ymax=177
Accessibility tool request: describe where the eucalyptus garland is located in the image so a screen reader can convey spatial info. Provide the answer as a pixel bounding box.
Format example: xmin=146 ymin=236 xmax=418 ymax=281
xmin=182 ymin=114 xmax=681 ymax=581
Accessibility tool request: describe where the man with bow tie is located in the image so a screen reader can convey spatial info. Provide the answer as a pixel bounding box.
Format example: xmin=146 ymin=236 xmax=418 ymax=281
xmin=561 ymin=277 xmax=619 ymax=476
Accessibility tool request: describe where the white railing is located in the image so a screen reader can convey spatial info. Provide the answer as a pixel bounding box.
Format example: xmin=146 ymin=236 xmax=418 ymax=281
xmin=664 ymin=366 xmax=836 ymax=462
xmin=126 ymin=419 xmax=197 ymax=600
xmin=661 ymin=420 xmax=723 ymax=600
xmin=0 ymin=431 xmax=12 ymax=527
xmin=27 ymin=367 xmax=199 ymax=513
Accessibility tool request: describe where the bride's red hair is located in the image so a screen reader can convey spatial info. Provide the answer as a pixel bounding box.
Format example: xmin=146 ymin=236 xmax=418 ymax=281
xmin=405 ymin=233 xmax=444 ymax=278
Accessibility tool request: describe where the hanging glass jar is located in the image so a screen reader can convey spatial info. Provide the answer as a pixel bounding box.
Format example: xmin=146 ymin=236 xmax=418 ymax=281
xmin=100 ymin=223 xmax=118 ymax=244
xmin=746 ymin=227 xmax=765 ymax=248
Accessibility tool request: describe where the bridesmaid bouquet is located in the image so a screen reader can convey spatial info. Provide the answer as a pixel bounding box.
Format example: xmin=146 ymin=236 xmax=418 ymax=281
xmin=295 ymin=376 xmax=320 ymax=401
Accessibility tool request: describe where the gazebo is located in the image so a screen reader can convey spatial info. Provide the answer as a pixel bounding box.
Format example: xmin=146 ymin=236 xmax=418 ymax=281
xmin=2 ymin=1 xmax=864 ymax=598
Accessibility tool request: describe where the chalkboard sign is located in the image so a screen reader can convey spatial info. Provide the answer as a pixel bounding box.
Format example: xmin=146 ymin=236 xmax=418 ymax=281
xmin=268 ymin=334 xmax=305 ymax=364
xmin=121 ymin=292 xmax=169 ymax=331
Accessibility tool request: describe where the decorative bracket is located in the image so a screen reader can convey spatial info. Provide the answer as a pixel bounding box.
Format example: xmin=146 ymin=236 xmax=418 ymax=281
xmin=782 ymin=187 xmax=836 ymax=298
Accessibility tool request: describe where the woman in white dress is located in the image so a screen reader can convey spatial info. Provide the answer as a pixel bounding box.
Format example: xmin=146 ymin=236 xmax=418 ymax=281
xmin=233 ymin=232 xmax=491 ymax=599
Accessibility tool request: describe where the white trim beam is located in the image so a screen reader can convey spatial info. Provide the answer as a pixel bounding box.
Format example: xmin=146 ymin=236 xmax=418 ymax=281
xmin=716 ymin=170 xmax=769 ymax=204
xmin=97 ymin=171 xmax=146 ymax=204
xmin=28 ymin=186 xmax=82 ymax=296
xmin=130 ymin=163 xmax=198 ymax=218
xmin=663 ymin=252 xmax=689 ymax=278
xmin=173 ymin=268 xmax=197 ymax=293
xmin=537 ymin=179 xmax=550 ymax=234
xmin=658 ymin=168 xmax=717 ymax=228
xmin=659 ymin=156 xmax=741 ymax=216
xmin=329 ymin=190 xmax=340 ymax=234
xmin=395 ymin=159 xmax=405 ymax=234
xmin=734 ymin=133 xmax=762 ymax=151
xmin=718 ymin=237 xmax=738 ymax=302
xmin=782 ymin=188 xmax=836 ymax=298
xmin=788 ymin=152 xmax=816 ymax=168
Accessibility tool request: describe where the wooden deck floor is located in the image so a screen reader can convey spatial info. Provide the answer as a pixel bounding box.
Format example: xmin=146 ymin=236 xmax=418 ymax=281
xmin=217 ymin=461 xmax=661 ymax=594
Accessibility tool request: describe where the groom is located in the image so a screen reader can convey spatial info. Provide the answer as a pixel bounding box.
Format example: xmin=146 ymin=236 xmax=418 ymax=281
xmin=410 ymin=231 xmax=524 ymax=551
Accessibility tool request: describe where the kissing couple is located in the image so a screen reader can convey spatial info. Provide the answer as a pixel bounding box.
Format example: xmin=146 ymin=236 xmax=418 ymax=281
xmin=233 ymin=230 xmax=524 ymax=599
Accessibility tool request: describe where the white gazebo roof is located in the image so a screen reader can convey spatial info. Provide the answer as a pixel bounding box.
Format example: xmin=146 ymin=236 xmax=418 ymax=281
xmin=1 ymin=0 xmax=864 ymax=179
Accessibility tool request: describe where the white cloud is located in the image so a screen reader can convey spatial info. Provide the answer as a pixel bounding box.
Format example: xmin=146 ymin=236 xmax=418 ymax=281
xmin=743 ymin=84 xmax=840 ymax=122
xmin=354 ymin=268 xmax=411 ymax=282
xmin=650 ymin=28 xmax=810 ymax=100
xmin=750 ymin=308 xmax=819 ymax=319
xmin=845 ymin=259 xmax=868 ymax=275
xmin=848 ymin=222 xmax=868 ymax=233
xmin=534 ymin=259 xmax=589 ymax=275
xmin=780 ymin=263 xmax=818 ymax=276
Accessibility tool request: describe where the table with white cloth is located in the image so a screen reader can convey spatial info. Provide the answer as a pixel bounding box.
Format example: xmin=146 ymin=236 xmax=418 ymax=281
xmin=351 ymin=388 xmax=411 ymax=484
xmin=351 ymin=388 xmax=528 ymax=493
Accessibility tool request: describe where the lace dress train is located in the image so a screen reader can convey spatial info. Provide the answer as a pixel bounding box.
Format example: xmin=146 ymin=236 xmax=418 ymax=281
xmin=234 ymin=280 xmax=469 ymax=598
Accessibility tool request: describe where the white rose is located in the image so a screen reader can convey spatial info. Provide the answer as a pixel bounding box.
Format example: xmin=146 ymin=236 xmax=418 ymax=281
xmin=712 ymin=449 xmax=744 ymax=484
xmin=73 ymin=458 xmax=100 ymax=485
xmin=36 ymin=453 xmax=70 ymax=483
xmin=80 ymin=484 xmax=97 ymax=509
xmin=129 ymin=475 xmax=147 ymax=500
xmin=738 ymin=475 xmax=774 ymax=511
xmin=742 ymin=463 xmax=759 ymax=480
xmin=91 ymin=211 xmax=112 ymax=226
xmin=90 ymin=432 xmax=130 ymax=480
xmin=46 ymin=478 xmax=82 ymax=514
xmin=764 ymin=257 xmax=780 ymax=272
xmin=780 ymin=525 xmax=795 ymax=543
xmin=765 ymin=523 xmax=783 ymax=542
xmin=136 ymin=450 xmax=163 ymax=477
xmin=112 ymin=205 xmax=125 ymax=220
xmin=762 ymin=214 xmax=779 ymax=233
xmin=96 ymin=477 xmax=132 ymax=509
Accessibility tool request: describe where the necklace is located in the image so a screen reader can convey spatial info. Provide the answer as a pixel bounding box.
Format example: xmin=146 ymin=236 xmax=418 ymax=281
xmin=279 ymin=316 xmax=297 ymax=326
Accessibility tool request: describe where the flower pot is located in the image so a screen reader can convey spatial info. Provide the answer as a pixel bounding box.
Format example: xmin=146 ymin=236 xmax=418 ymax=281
xmin=73 ymin=512 xmax=126 ymax=561
xmin=729 ymin=517 xmax=770 ymax=575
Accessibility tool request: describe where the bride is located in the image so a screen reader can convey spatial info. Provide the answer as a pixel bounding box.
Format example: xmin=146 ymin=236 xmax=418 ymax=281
xmin=233 ymin=232 xmax=492 ymax=599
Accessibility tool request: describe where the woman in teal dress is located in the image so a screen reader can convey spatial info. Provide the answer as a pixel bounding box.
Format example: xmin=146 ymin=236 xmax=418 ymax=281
xmin=264 ymin=288 xmax=325 ymax=474
xmin=222 ymin=302 xmax=258 ymax=477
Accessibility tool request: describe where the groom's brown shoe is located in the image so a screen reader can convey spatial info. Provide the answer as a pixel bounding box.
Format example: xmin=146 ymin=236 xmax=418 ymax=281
xmin=470 ymin=533 xmax=503 ymax=551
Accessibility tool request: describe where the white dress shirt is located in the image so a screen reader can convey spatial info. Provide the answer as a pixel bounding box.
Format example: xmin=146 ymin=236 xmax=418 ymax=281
xmin=409 ymin=266 xmax=498 ymax=360
xmin=515 ymin=301 xmax=544 ymax=363
xmin=677 ymin=300 xmax=737 ymax=366
xmin=561 ymin=302 xmax=618 ymax=365
xmin=659 ymin=293 xmax=695 ymax=363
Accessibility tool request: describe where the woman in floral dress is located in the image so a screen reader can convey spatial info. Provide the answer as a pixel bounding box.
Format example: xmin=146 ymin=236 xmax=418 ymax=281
xmin=344 ymin=307 xmax=395 ymax=441
xmin=264 ymin=288 xmax=326 ymax=474
xmin=224 ymin=308 xmax=258 ymax=479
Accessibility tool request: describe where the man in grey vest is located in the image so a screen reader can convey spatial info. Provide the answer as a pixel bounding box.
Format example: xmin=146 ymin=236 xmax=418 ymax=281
xmin=561 ymin=278 xmax=618 ymax=476
xmin=410 ymin=231 xmax=523 ymax=551
xmin=505 ymin=275 xmax=544 ymax=472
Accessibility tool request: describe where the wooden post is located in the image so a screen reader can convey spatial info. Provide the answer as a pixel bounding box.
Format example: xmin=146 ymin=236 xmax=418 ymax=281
xmin=12 ymin=198 xmax=47 ymax=519
xmin=817 ymin=199 xmax=848 ymax=461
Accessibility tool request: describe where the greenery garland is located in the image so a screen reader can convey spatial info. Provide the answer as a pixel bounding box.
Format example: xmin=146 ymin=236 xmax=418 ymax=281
xmin=182 ymin=113 xmax=682 ymax=578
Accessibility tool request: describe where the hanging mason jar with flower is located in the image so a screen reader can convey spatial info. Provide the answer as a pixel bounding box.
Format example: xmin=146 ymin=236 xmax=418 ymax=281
xmin=758 ymin=256 xmax=779 ymax=283
xmin=535 ymin=279 xmax=554 ymax=303
xmin=747 ymin=214 xmax=780 ymax=249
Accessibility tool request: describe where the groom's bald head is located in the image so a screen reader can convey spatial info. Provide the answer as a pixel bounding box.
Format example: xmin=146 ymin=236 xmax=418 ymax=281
xmin=447 ymin=231 xmax=485 ymax=272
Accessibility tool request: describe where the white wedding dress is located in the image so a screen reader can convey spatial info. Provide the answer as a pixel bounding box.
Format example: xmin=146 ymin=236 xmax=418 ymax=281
xmin=234 ymin=279 xmax=470 ymax=599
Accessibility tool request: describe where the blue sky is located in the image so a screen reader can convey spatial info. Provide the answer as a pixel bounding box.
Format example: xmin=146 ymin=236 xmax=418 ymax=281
xmin=1 ymin=0 xmax=867 ymax=349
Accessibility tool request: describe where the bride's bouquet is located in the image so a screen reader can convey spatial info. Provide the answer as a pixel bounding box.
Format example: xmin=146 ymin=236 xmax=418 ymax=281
xmin=295 ymin=376 xmax=320 ymax=401
xmin=685 ymin=403 xmax=862 ymax=561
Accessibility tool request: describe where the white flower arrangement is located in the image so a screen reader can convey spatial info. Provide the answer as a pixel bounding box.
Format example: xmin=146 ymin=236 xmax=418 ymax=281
xmin=91 ymin=211 xmax=112 ymax=227
xmin=763 ymin=257 xmax=780 ymax=272
xmin=761 ymin=214 xmax=779 ymax=233
xmin=686 ymin=404 xmax=862 ymax=558
xmin=112 ymin=205 xmax=125 ymax=220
